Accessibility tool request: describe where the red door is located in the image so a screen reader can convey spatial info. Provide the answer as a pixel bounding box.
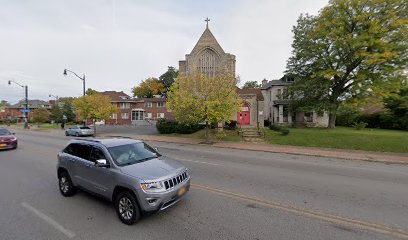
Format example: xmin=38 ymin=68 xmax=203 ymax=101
xmin=237 ymin=104 xmax=250 ymax=125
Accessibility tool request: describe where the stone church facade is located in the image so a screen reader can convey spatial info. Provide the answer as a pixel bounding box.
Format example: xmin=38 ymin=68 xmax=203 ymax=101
xmin=179 ymin=21 xmax=264 ymax=128
xmin=179 ymin=24 xmax=236 ymax=78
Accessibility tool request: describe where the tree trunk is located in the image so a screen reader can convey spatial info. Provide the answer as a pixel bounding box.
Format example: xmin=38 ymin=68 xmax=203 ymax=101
xmin=328 ymin=112 xmax=336 ymax=128
xmin=93 ymin=119 xmax=96 ymax=136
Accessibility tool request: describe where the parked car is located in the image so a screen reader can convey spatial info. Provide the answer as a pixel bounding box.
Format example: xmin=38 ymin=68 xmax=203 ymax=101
xmin=65 ymin=126 xmax=94 ymax=137
xmin=56 ymin=137 xmax=190 ymax=225
xmin=0 ymin=128 xmax=18 ymax=150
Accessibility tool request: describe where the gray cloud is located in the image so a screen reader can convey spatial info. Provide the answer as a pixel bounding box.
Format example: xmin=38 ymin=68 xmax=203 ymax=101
xmin=0 ymin=0 xmax=327 ymax=103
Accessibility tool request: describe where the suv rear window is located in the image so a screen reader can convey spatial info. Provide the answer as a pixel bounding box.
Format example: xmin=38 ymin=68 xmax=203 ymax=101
xmin=80 ymin=127 xmax=91 ymax=129
xmin=63 ymin=143 xmax=92 ymax=160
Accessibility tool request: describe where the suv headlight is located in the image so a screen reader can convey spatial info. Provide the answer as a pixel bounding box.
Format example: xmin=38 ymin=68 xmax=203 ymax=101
xmin=140 ymin=182 xmax=164 ymax=192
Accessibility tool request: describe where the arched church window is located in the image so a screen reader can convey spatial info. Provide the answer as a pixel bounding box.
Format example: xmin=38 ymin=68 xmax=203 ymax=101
xmin=197 ymin=48 xmax=219 ymax=78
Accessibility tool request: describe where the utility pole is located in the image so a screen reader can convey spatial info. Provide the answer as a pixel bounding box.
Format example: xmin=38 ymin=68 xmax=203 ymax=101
xmin=8 ymin=80 xmax=29 ymax=129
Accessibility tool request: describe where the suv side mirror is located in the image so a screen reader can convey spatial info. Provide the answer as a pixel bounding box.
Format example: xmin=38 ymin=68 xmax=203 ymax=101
xmin=95 ymin=159 xmax=109 ymax=168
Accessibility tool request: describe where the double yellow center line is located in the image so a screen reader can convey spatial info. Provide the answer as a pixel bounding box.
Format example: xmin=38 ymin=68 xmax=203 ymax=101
xmin=191 ymin=183 xmax=408 ymax=239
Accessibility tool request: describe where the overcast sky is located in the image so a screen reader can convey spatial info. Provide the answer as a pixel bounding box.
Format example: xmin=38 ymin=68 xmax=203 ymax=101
xmin=0 ymin=0 xmax=328 ymax=104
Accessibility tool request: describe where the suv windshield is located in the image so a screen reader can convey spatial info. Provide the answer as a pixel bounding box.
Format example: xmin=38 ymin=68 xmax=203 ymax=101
xmin=108 ymin=142 xmax=161 ymax=166
xmin=0 ymin=129 xmax=11 ymax=135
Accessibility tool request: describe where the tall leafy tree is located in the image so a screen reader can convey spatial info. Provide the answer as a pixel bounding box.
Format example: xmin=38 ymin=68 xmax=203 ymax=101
xmin=73 ymin=94 xmax=117 ymax=133
xmin=167 ymin=73 xmax=241 ymax=141
xmin=159 ymin=66 xmax=179 ymax=92
xmin=242 ymin=81 xmax=260 ymax=89
xmin=132 ymin=78 xmax=165 ymax=98
xmin=32 ymin=109 xmax=49 ymax=126
xmin=285 ymin=0 xmax=408 ymax=128
xmin=85 ymin=88 xmax=98 ymax=96
xmin=49 ymin=104 xmax=62 ymax=123
xmin=59 ymin=97 xmax=75 ymax=122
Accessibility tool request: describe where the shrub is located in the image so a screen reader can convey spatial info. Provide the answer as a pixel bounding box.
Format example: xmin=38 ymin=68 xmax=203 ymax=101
xmin=224 ymin=120 xmax=237 ymax=130
xmin=336 ymin=105 xmax=362 ymax=127
xmin=279 ymin=128 xmax=290 ymax=135
xmin=156 ymin=118 xmax=203 ymax=134
xmin=269 ymin=124 xmax=282 ymax=131
xmin=269 ymin=124 xmax=290 ymax=135
xmin=353 ymin=121 xmax=368 ymax=130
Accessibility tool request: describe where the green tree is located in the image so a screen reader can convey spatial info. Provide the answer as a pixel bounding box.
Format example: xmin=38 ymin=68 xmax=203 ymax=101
xmin=383 ymin=83 xmax=408 ymax=130
xmin=49 ymin=104 xmax=62 ymax=123
xmin=132 ymin=78 xmax=165 ymax=98
xmin=167 ymin=73 xmax=241 ymax=142
xmin=159 ymin=66 xmax=179 ymax=92
xmin=85 ymin=88 xmax=98 ymax=96
xmin=285 ymin=0 xmax=408 ymax=128
xmin=32 ymin=109 xmax=49 ymax=126
xmin=59 ymin=97 xmax=75 ymax=122
xmin=242 ymin=81 xmax=260 ymax=89
xmin=73 ymin=94 xmax=117 ymax=133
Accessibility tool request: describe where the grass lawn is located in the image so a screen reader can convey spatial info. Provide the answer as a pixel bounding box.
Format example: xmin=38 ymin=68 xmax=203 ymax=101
xmin=161 ymin=129 xmax=242 ymax=142
xmin=265 ymin=127 xmax=408 ymax=153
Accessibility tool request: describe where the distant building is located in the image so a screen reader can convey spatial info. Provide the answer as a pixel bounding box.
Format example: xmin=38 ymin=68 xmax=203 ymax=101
xmin=99 ymin=91 xmax=174 ymax=125
xmin=261 ymin=76 xmax=329 ymax=127
xmin=3 ymin=100 xmax=51 ymax=123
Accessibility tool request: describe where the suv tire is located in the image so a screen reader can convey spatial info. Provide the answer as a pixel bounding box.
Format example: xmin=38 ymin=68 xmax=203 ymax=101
xmin=59 ymin=171 xmax=76 ymax=197
xmin=65 ymin=131 xmax=69 ymax=136
xmin=115 ymin=191 xmax=140 ymax=225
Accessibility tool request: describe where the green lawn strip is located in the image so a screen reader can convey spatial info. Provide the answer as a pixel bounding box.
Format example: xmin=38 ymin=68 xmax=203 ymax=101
xmin=265 ymin=127 xmax=408 ymax=153
xmin=160 ymin=129 xmax=242 ymax=142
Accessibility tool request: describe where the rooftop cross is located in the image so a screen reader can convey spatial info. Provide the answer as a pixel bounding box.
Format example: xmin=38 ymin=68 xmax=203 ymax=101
xmin=205 ymin=17 xmax=210 ymax=28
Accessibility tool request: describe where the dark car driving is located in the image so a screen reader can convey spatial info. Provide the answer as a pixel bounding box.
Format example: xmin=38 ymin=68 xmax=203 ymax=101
xmin=0 ymin=128 xmax=18 ymax=150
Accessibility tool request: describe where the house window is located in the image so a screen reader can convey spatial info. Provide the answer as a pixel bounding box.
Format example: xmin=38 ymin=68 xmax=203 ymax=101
xmin=157 ymin=102 xmax=165 ymax=108
xmin=119 ymin=103 xmax=130 ymax=109
xmin=145 ymin=113 xmax=152 ymax=119
xmin=277 ymin=89 xmax=282 ymax=99
xmin=304 ymin=112 xmax=313 ymax=122
xmin=145 ymin=102 xmax=152 ymax=108
xmin=121 ymin=113 xmax=129 ymax=119
xmin=111 ymin=113 xmax=117 ymax=119
xmin=157 ymin=113 xmax=165 ymax=119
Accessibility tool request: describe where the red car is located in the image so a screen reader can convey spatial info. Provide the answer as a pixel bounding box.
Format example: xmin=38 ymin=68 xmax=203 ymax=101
xmin=0 ymin=128 xmax=18 ymax=150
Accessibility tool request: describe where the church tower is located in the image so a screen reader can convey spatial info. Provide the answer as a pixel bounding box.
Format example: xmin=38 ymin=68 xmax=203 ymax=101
xmin=179 ymin=18 xmax=236 ymax=78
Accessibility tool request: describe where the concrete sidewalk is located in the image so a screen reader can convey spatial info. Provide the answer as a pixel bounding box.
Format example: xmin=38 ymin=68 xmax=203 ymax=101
xmin=99 ymin=133 xmax=408 ymax=164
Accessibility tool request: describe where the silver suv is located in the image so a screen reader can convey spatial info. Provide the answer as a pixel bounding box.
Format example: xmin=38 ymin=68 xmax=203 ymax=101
xmin=56 ymin=137 xmax=190 ymax=225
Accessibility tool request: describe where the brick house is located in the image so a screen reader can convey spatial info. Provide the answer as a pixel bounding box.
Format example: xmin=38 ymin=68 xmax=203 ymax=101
xmin=2 ymin=100 xmax=51 ymax=123
xmin=99 ymin=91 xmax=174 ymax=125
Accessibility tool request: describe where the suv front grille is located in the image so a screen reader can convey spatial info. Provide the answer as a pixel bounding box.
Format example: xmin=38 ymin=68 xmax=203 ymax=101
xmin=163 ymin=171 xmax=188 ymax=190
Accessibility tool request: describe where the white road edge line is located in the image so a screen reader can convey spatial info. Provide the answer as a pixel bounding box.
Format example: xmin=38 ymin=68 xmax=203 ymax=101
xmin=178 ymin=158 xmax=223 ymax=166
xmin=21 ymin=202 xmax=76 ymax=239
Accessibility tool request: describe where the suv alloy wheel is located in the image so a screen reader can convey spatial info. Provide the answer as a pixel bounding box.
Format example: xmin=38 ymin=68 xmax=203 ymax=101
xmin=115 ymin=191 xmax=140 ymax=225
xmin=59 ymin=172 xmax=76 ymax=196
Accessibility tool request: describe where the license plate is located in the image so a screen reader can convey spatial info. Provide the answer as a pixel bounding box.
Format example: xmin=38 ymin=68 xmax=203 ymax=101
xmin=0 ymin=144 xmax=7 ymax=147
xmin=177 ymin=187 xmax=186 ymax=196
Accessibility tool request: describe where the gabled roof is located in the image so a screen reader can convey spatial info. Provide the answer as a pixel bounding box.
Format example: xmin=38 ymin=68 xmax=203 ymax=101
xmin=189 ymin=27 xmax=225 ymax=56
xmin=9 ymin=99 xmax=50 ymax=109
xmin=99 ymin=91 xmax=133 ymax=102
xmin=236 ymin=88 xmax=264 ymax=101
xmin=261 ymin=79 xmax=293 ymax=90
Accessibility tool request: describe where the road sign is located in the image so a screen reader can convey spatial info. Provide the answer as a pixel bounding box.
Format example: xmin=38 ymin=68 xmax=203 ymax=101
xmin=21 ymin=109 xmax=30 ymax=113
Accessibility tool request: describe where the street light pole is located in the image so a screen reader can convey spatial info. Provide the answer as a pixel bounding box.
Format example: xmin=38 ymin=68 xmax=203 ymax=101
xmin=8 ymin=80 xmax=29 ymax=129
xmin=63 ymin=69 xmax=86 ymax=96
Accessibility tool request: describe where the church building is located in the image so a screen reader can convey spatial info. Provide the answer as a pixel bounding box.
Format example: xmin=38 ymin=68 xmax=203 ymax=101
xmin=179 ymin=19 xmax=264 ymax=128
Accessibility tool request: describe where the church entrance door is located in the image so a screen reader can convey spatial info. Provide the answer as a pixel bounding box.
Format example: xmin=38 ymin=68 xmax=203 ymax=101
xmin=237 ymin=104 xmax=250 ymax=125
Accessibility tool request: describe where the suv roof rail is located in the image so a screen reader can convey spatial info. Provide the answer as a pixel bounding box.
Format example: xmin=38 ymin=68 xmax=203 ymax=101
xmin=102 ymin=135 xmax=133 ymax=139
xmin=74 ymin=138 xmax=102 ymax=142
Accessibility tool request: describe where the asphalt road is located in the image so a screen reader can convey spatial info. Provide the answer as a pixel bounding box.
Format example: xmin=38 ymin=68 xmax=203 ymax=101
xmin=1 ymin=129 xmax=408 ymax=240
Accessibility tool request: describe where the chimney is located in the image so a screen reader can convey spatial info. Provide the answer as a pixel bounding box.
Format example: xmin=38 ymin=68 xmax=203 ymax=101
xmin=262 ymin=78 xmax=268 ymax=86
